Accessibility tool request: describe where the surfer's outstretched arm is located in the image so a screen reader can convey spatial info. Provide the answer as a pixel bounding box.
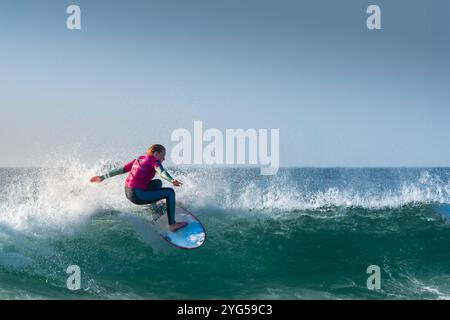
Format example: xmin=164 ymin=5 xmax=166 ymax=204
xmin=90 ymin=159 xmax=136 ymax=183
xmin=155 ymin=161 xmax=182 ymax=186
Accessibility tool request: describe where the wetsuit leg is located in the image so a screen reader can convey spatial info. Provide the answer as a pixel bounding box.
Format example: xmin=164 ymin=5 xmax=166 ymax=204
xmin=146 ymin=179 xmax=163 ymax=190
xmin=132 ymin=187 xmax=176 ymax=225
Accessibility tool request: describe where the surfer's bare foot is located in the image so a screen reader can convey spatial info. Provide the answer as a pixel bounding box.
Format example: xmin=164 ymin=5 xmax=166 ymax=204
xmin=169 ymin=222 xmax=188 ymax=232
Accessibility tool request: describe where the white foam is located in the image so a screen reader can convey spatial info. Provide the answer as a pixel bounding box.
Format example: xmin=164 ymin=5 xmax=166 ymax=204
xmin=0 ymin=157 xmax=131 ymax=234
xmin=174 ymin=168 xmax=450 ymax=212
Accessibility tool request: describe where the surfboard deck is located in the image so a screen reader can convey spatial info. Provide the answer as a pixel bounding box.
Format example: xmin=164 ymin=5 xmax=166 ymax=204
xmin=150 ymin=204 xmax=206 ymax=249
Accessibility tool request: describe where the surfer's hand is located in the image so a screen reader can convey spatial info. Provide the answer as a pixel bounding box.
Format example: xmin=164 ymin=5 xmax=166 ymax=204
xmin=172 ymin=179 xmax=183 ymax=187
xmin=90 ymin=176 xmax=104 ymax=184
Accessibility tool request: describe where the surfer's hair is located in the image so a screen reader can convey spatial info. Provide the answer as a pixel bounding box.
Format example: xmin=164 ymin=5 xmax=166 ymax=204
xmin=147 ymin=144 xmax=166 ymax=155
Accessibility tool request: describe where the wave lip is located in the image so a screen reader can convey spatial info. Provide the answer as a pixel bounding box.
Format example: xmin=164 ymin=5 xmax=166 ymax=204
xmin=175 ymin=168 xmax=450 ymax=212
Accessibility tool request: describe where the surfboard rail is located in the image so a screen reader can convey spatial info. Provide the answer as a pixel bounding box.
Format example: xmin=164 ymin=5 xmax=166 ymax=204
xmin=152 ymin=204 xmax=207 ymax=250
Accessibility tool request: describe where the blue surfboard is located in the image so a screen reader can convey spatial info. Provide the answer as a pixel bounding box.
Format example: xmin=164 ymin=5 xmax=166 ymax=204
xmin=151 ymin=205 xmax=206 ymax=249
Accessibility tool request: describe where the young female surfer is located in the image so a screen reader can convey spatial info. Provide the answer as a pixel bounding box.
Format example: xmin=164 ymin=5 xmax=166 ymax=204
xmin=90 ymin=144 xmax=188 ymax=232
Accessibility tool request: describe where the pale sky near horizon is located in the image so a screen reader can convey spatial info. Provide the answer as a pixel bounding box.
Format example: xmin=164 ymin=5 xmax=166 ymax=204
xmin=1 ymin=0 xmax=449 ymax=167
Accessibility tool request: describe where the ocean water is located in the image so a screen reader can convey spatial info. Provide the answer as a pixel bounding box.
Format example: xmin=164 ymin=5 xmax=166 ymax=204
xmin=0 ymin=163 xmax=449 ymax=300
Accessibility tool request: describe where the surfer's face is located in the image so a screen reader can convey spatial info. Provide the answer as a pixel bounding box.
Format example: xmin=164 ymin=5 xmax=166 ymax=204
xmin=153 ymin=150 xmax=166 ymax=162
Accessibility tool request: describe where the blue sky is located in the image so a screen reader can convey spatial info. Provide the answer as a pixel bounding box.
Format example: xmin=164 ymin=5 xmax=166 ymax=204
xmin=1 ymin=0 xmax=449 ymax=167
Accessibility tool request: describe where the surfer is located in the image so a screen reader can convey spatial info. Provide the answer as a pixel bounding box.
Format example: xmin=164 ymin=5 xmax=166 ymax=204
xmin=90 ymin=144 xmax=188 ymax=232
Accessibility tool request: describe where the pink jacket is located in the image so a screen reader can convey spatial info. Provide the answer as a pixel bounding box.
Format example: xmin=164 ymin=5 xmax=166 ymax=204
xmin=124 ymin=155 xmax=159 ymax=189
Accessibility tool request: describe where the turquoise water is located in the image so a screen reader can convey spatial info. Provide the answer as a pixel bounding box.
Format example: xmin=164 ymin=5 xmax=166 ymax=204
xmin=0 ymin=166 xmax=449 ymax=299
